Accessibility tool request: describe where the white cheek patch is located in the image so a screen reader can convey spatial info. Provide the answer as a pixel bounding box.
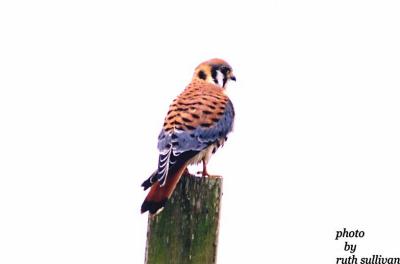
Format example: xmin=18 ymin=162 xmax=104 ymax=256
xmin=216 ymin=70 xmax=225 ymax=87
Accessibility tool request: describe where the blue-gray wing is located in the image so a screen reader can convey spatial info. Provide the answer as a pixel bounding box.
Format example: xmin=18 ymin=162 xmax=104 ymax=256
xmin=141 ymin=97 xmax=234 ymax=189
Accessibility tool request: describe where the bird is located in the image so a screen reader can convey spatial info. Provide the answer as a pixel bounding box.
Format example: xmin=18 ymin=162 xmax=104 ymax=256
xmin=141 ymin=58 xmax=236 ymax=215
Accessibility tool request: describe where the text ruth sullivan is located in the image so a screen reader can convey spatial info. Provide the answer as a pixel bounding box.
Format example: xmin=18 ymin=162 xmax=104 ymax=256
xmin=337 ymin=254 xmax=400 ymax=264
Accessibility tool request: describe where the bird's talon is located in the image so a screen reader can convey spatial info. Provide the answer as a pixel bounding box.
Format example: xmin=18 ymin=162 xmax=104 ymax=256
xmin=196 ymin=170 xmax=210 ymax=177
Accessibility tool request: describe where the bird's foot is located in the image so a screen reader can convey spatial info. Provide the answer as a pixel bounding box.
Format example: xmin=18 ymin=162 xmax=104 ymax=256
xmin=196 ymin=170 xmax=209 ymax=177
xmin=195 ymin=170 xmax=222 ymax=178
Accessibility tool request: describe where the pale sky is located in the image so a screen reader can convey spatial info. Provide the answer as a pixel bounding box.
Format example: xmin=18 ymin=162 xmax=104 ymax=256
xmin=1 ymin=0 xmax=400 ymax=263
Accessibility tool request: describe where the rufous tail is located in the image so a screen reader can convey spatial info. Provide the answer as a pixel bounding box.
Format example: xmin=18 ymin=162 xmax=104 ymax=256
xmin=141 ymin=163 xmax=189 ymax=215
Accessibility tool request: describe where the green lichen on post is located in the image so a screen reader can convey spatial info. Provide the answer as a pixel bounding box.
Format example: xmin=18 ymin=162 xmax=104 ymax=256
xmin=145 ymin=174 xmax=223 ymax=264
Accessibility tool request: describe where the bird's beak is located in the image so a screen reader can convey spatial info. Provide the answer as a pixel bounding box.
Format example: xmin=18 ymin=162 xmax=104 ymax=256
xmin=230 ymin=75 xmax=236 ymax=81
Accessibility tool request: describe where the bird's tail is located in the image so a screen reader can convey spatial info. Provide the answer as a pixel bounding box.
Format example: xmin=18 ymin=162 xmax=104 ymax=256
xmin=141 ymin=162 xmax=189 ymax=215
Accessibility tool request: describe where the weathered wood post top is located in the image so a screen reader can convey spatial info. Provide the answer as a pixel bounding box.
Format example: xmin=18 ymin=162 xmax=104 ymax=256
xmin=145 ymin=174 xmax=223 ymax=264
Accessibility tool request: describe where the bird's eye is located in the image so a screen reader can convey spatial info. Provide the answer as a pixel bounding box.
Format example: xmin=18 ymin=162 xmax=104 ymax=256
xmin=220 ymin=66 xmax=229 ymax=74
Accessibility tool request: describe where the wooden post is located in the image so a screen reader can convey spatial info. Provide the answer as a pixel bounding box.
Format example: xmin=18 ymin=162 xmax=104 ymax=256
xmin=144 ymin=174 xmax=223 ymax=264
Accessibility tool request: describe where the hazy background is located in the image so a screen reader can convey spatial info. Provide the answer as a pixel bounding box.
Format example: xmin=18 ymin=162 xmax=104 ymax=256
xmin=1 ymin=0 xmax=400 ymax=263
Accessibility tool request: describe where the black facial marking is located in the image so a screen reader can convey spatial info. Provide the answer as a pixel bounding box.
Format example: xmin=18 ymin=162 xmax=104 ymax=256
xmin=220 ymin=66 xmax=229 ymax=75
xmin=200 ymin=123 xmax=212 ymax=128
xmin=222 ymin=77 xmax=228 ymax=87
xmin=202 ymin=110 xmax=212 ymax=115
xmin=220 ymin=66 xmax=229 ymax=87
xmin=198 ymin=70 xmax=207 ymax=80
xmin=210 ymin=64 xmax=232 ymax=87
xmin=211 ymin=65 xmax=218 ymax=84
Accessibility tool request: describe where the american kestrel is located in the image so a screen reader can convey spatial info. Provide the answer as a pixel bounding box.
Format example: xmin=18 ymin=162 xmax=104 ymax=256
xmin=141 ymin=58 xmax=236 ymax=215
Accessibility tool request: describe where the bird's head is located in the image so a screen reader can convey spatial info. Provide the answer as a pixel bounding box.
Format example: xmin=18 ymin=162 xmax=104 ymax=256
xmin=193 ymin=58 xmax=236 ymax=88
